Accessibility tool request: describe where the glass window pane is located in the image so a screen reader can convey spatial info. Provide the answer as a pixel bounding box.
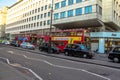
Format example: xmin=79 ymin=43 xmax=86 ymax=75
xmin=76 ymin=8 xmax=82 ymax=16
xmin=61 ymin=0 xmax=66 ymax=7
xmin=76 ymin=0 xmax=82 ymax=3
xmin=68 ymin=0 xmax=73 ymax=5
xmin=68 ymin=10 xmax=73 ymax=17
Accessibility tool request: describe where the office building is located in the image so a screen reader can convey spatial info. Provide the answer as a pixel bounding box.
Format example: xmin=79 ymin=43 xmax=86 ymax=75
xmin=6 ymin=0 xmax=120 ymax=39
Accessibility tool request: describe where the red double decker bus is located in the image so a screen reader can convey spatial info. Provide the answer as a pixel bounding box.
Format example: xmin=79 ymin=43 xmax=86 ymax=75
xmin=49 ymin=29 xmax=90 ymax=52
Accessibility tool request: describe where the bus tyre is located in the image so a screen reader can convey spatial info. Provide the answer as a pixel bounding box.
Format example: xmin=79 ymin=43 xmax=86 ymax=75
xmin=113 ymin=57 xmax=119 ymax=63
xmin=65 ymin=52 xmax=69 ymax=56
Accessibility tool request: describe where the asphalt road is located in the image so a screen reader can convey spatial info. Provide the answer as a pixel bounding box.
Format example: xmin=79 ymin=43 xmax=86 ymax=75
xmin=0 ymin=46 xmax=120 ymax=80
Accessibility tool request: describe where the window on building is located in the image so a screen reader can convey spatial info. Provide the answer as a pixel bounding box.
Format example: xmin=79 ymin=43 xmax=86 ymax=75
xmin=40 ymin=21 xmax=42 ymax=26
xmin=47 ymin=20 xmax=50 ymax=25
xmin=37 ymin=15 xmax=39 ymax=19
xmin=60 ymin=11 xmax=66 ymax=18
xmin=61 ymin=0 xmax=66 ymax=7
xmin=85 ymin=5 xmax=92 ymax=14
xmin=68 ymin=0 xmax=74 ymax=5
xmin=41 ymin=14 xmax=43 ymax=18
xmin=32 ymin=17 xmax=34 ymax=21
xmin=68 ymin=10 xmax=73 ymax=17
xmin=35 ymin=9 xmax=37 ymax=13
xmin=30 ymin=11 xmax=31 ymax=15
xmin=34 ymin=23 xmax=36 ymax=27
xmin=55 ymin=3 xmax=59 ymax=9
xmin=76 ymin=8 xmax=82 ymax=16
xmin=76 ymin=0 xmax=82 ymax=3
xmin=31 ymin=23 xmax=33 ymax=28
xmin=48 ymin=12 xmax=51 ymax=17
xmin=44 ymin=21 xmax=46 ymax=26
xmin=37 ymin=22 xmax=39 ymax=26
xmin=44 ymin=13 xmax=46 ymax=18
xmin=38 ymin=8 xmax=40 ymax=12
xmin=34 ymin=16 xmax=36 ymax=20
xmin=45 ymin=5 xmax=47 ymax=10
xmin=41 ymin=7 xmax=43 ymax=11
xmin=54 ymin=13 xmax=59 ymax=20
xmin=32 ymin=10 xmax=34 ymax=14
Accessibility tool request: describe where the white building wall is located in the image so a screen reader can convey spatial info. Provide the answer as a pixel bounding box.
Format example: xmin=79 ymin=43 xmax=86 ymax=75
xmin=6 ymin=0 xmax=51 ymax=34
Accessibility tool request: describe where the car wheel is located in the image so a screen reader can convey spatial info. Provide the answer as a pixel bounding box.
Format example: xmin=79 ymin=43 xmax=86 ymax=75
xmin=39 ymin=48 xmax=42 ymax=51
xmin=50 ymin=50 xmax=54 ymax=53
xmin=64 ymin=52 xmax=69 ymax=56
xmin=88 ymin=56 xmax=92 ymax=59
xmin=83 ymin=54 xmax=87 ymax=58
xmin=113 ymin=57 xmax=119 ymax=63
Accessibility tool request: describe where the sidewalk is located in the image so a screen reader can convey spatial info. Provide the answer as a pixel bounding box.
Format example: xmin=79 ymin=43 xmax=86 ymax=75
xmin=0 ymin=61 xmax=34 ymax=80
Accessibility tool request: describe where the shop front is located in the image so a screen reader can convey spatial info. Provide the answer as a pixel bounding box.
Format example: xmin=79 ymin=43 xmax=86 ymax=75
xmin=90 ymin=32 xmax=120 ymax=54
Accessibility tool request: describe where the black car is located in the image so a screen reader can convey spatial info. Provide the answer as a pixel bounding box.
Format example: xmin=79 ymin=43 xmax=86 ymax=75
xmin=10 ymin=40 xmax=20 ymax=47
xmin=108 ymin=46 xmax=120 ymax=63
xmin=39 ymin=43 xmax=60 ymax=54
xmin=64 ymin=44 xmax=94 ymax=59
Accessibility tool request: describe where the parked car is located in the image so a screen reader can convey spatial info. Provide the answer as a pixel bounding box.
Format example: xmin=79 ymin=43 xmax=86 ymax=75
xmin=2 ymin=40 xmax=10 ymax=45
xmin=10 ymin=40 xmax=20 ymax=47
xmin=64 ymin=44 xmax=95 ymax=59
xmin=108 ymin=46 xmax=120 ymax=63
xmin=20 ymin=42 xmax=35 ymax=50
xmin=39 ymin=43 xmax=60 ymax=54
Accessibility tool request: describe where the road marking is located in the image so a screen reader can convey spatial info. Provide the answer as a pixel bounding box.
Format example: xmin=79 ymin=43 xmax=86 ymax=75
xmin=53 ymin=65 xmax=111 ymax=80
xmin=44 ymin=61 xmax=53 ymax=66
xmin=0 ymin=57 xmax=43 ymax=80
xmin=6 ymin=50 xmax=120 ymax=72
xmin=23 ymin=56 xmax=111 ymax=80
xmin=22 ymin=51 xmax=120 ymax=72
xmin=4 ymin=50 xmax=118 ymax=80
xmin=6 ymin=59 xmax=10 ymax=64
xmin=8 ymin=51 xmax=14 ymax=54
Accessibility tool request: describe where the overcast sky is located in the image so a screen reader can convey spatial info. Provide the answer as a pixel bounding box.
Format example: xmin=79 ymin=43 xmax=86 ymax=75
xmin=0 ymin=0 xmax=17 ymax=9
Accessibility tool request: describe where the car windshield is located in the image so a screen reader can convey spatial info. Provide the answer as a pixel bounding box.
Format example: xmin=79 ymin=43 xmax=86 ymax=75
xmin=80 ymin=45 xmax=88 ymax=50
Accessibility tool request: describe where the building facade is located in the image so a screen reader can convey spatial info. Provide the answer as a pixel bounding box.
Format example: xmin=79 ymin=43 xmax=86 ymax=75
xmin=6 ymin=0 xmax=120 ymax=40
xmin=6 ymin=0 xmax=53 ymax=39
xmin=53 ymin=0 xmax=120 ymax=31
xmin=0 ymin=7 xmax=8 ymax=38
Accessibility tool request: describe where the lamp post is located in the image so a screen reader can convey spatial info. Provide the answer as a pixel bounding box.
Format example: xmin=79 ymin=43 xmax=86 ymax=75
xmin=48 ymin=0 xmax=54 ymax=53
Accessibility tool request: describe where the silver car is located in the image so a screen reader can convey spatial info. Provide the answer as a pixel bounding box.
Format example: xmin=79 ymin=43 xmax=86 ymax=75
xmin=20 ymin=42 xmax=35 ymax=50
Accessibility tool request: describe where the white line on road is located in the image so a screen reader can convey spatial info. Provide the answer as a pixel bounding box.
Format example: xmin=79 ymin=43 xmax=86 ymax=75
xmin=53 ymin=65 xmax=111 ymax=80
xmin=23 ymin=56 xmax=111 ymax=80
xmin=44 ymin=61 xmax=53 ymax=66
xmin=22 ymin=51 xmax=120 ymax=72
xmin=11 ymin=64 xmax=43 ymax=80
xmin=5 ymin=50 xmax=118 ymax=80
xmin=8 ymin=51 xmax=14 ymax=54
xmin=0 ymin=57 xmax=43 ymax=80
